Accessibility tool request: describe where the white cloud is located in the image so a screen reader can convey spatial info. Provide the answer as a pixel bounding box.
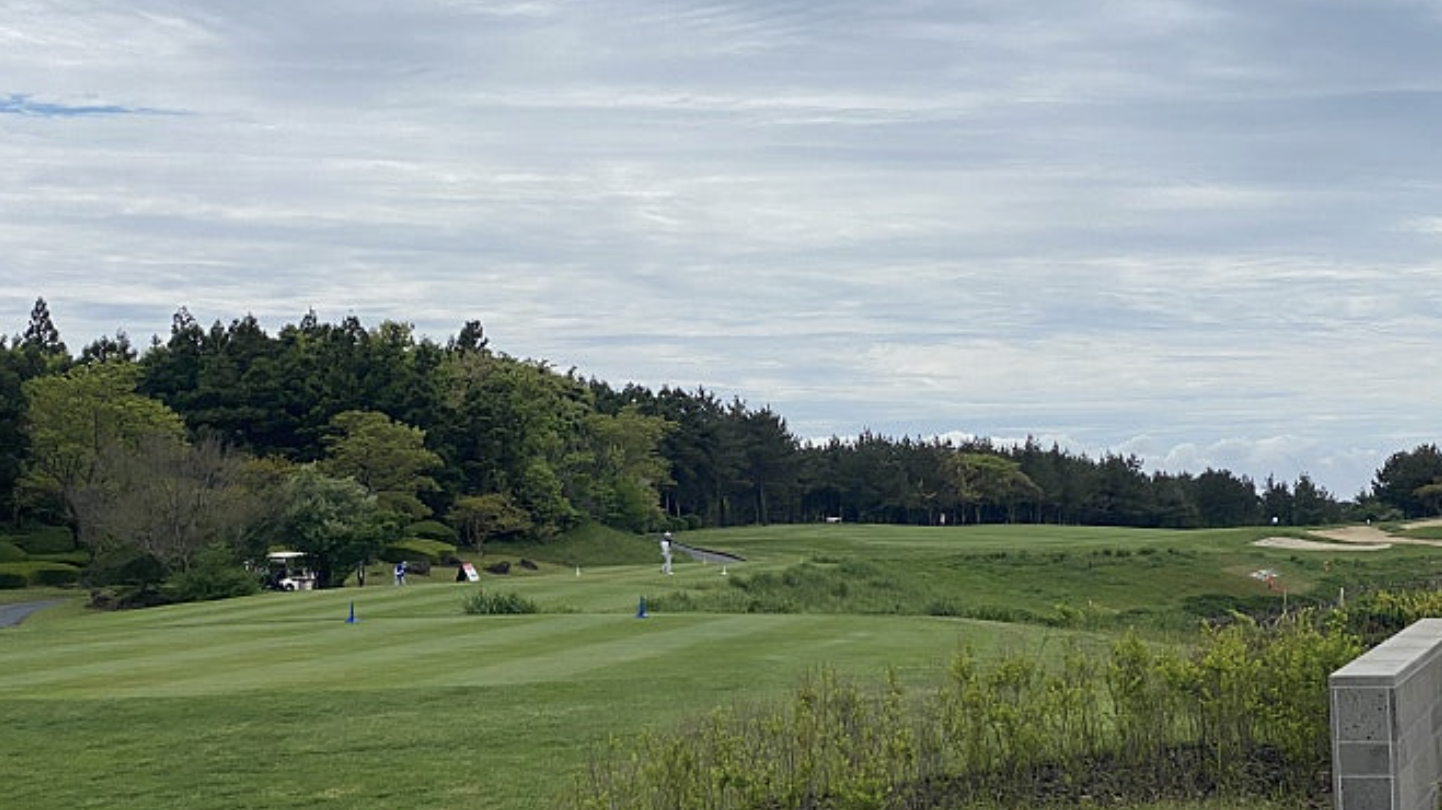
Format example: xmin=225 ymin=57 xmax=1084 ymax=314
xmin=4 ymin=0 xmax=1442 ymax=498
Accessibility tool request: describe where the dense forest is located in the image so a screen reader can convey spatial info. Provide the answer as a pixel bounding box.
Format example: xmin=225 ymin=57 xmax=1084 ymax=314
xmin=4 ymin=297 xmax=1441 ymax=591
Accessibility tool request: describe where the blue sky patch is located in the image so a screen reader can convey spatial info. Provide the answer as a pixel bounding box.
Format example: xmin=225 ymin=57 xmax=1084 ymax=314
xmin=0 ymin=93 xmax=169 ymax=117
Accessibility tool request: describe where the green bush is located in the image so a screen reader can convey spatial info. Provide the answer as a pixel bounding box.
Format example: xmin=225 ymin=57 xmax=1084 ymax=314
xmin=568 ymin=610 xmax=1360 ymax=810
xmin=461 ymin=589 xmax=538 ymax=615
xmin=87 ymin=585 xmax=170 ymax=610
xmin=28 ymin=563 xmax=81 ymax=587
xmin=382 ymin=537 xmax=457 ymax=564
xmin=166 ymin=566 xmax=259 ymax=603
xmin=13 ymin=526 xmax=76 ymax=555
xmin=0 ymin=562 xmax=77 ymax=587
xmin=30 ymin=551 xmax=90 ymax=567
xmin=83 ymin=549 xmax=167 ymax=589
xmin=0 ymin=541 xmax=26 ymax=562
xmin=164 ymin=547 xmax=261 ymax=603
xmin=0 ymin=568 xmax=28 ymax=589
xmin=406 ymin=520 xmax=459 ymax=543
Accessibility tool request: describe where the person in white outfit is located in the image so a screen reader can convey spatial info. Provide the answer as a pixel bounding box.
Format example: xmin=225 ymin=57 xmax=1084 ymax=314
xmin=660 ymin=532 xmax=674 ymax=575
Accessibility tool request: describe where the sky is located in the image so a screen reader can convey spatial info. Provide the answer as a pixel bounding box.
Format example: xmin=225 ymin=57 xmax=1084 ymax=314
xmin=4 ymin=0 xmax=1442 ymax=499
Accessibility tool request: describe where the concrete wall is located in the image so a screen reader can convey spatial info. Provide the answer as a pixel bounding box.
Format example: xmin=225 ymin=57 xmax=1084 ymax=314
xmin=1331 ymin=618 xmax=1442 ymax=810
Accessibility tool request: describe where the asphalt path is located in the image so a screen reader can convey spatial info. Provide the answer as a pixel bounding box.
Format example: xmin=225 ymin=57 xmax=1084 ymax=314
xmin=0 ymin=600 xmax=64 ymax=628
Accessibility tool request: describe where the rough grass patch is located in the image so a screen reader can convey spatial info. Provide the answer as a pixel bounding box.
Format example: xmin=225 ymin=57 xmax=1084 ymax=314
xmin=461 ymin=589 xmax=538 ymax=615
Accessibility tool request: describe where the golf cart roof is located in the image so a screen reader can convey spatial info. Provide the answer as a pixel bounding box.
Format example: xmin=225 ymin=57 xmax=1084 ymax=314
xmin=266 ymin=551 xmax=307 ymax=560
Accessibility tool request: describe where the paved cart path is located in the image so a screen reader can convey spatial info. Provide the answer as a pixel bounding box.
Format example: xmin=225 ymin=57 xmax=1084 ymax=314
xmin=0 ymin=600 xmax=64 ymax=629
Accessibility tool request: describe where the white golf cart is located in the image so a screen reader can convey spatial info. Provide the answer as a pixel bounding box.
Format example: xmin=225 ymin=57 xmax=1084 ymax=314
xmin=264 ymin=551 xmax=317 ymax=591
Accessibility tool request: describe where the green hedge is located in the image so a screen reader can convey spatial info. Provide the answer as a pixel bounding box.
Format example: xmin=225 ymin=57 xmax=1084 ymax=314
xmin=381 ymin=537 xmax=457 ymax=563
xmin=28 ymin=563 xmax=81 ymax=587
xmin=0 ymin=561 xmax=82 ymax=587
xmin=0 ymin=541 xmax=26 ymax=562
xmin=12 ymin=526 xmax=76 ymax=555
xmin=406 ymin=520 xmax=459 ymax=543
xmin=30 ymin=551 xmax=90 ymax=567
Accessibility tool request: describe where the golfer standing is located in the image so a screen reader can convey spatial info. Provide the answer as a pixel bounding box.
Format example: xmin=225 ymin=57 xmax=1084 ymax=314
xmin=394 ymin=560 xmax=407 ymax=585
xmin=660 ymin=532 xmax=674 ymax=575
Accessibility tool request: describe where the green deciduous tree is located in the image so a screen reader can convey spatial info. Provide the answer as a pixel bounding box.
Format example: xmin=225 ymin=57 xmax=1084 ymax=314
xmin=270 ymin=465 xmax=394 ymax=588
xmin=21 ymin=362 xmax=186 ymax=540
xmin=567 ymin=405 xmax=673 ymax=531
xmin=949 ymin=452 xmax=1042 ymax=524
xmin=320 ymin=410 xmax=442 ymax=518
xmin=447 ymin=492 xmax=533 ymax=550
xmin=435 ymin=352 xmax=587 ymax=537
xmin=71 ymin=434 xmax=262 ymax=570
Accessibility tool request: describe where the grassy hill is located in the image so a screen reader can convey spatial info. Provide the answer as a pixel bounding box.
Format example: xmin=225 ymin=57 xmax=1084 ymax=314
xmin=2 ymin=522 xmax=1435 ymax=809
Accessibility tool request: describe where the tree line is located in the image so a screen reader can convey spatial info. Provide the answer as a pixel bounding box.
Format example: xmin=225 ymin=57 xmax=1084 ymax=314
xmin=3 ymin=298 xmax=1441 ymax=585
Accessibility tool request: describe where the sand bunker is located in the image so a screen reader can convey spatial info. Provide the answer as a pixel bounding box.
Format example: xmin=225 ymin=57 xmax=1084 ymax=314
xmin=1254 ymin=536 xmax=1391 ymax=552
xmin=1254 ymin=518 xmax=1442 ymax=552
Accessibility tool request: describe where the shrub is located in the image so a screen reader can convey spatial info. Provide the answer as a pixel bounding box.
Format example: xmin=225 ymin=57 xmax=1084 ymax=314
xmin=166 ymin=566 xmax=259 ymax=603
xmin=165 ymin=548 xmax=260 ymax=603
xmin=0 ymin=541 xmax=26 ymax=562
xmin=461 ymin=589 xmax=538 ymax=615
xmin=381 ymin=538 xmax=457 ymax=564
xmin=88 ymin=585 xmax=170 ymax=610
xmin=29 ymin=563 xmax=81 ymax=587
xmin=13 ymin=526 xmax=76 ymax=555
xmin=568 ymin=610 xmax=1360 ymax=810
xmin=30 ymin=551 xmax=90 ymax=567
xmin=406 ymin=520 xmax=459 ymax=543
xmin=0 ymin=562 xmax=80 ymax=587
xmin=83 ymin=549 xmax=167 ymax=589
xmin=0 ymin=568 xmax=28 ymax=589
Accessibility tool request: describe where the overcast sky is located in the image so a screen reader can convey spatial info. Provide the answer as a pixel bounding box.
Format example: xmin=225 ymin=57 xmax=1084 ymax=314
xmin=4 ymin=0 xmax=1442 ymax=499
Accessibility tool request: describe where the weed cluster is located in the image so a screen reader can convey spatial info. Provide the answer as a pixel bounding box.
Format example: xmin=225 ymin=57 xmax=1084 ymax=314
xmin=461 ymin=589 xmax=538 ymax=615
xmin=665 ymin=554 xmax=1275 ymax=634
xmin=569 ymin=610 xmax=1358 ymax=809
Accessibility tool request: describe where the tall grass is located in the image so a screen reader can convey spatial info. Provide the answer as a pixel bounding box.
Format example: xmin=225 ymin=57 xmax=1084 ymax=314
xmin=569 ymin=609 xmax=1359 ymax=809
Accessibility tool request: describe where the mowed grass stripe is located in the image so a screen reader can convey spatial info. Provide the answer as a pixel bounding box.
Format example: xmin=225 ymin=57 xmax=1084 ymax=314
xmin=1 ymin=610 xmax=995 ymax=698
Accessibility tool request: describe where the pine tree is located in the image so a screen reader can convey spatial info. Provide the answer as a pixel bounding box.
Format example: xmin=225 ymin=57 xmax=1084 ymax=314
xmin=21 ymin=297 xmax=67 ymax=357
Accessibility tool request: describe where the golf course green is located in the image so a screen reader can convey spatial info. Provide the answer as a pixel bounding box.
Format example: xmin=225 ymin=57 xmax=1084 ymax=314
xmin=2 ymin=522 xmax=1432 ymax=809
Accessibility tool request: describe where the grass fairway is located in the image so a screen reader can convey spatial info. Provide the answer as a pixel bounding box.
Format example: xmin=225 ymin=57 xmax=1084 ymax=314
xmin=3 ymin=522 xmax=1437 ymax=809
xmin=0 ymin=549 xmax=1069 ymax=810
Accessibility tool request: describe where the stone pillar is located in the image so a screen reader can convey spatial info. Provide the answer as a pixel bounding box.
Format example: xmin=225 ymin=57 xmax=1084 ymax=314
xmin=1331 ymin=618 xmax=1442 ymax=810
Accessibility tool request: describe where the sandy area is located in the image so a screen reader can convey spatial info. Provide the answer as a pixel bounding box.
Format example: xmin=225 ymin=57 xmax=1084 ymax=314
xmin=1254 ymin=536 xmax=1392 ymax=552
xmin=1254 ymin=518 xmax=1442 ymax=552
